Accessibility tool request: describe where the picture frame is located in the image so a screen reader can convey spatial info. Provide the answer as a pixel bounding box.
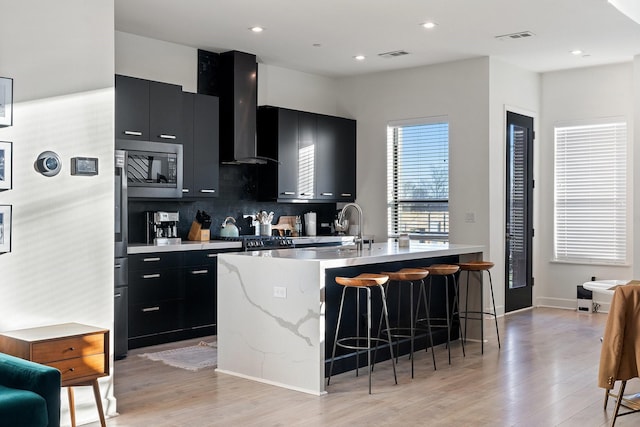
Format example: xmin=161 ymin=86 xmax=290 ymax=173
xmin=0 ymin=77 xmax=13 ymax=127
xmin=0 ymin=141 xmax=12 ymax=190
xmin=0 ymin=205 xmax=11 ymax=253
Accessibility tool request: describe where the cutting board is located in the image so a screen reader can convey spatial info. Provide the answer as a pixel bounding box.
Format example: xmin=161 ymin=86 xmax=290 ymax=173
xmin=272 ymin=216 xmax=297 ymax=236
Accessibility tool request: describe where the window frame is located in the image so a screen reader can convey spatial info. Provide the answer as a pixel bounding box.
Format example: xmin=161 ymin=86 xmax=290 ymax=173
xmin=552 ymin=118 xmax=629 ymax=265
xmin=386 ymin=116 xmax=450 ymax=240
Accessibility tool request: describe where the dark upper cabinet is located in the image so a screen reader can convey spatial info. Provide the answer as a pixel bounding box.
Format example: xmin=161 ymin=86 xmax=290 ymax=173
xmin=316 ymin=115 xmax=356 ymax=201
xmin=257 ymin=106 xmax=356 ymax=202
xmin=115 ymin=74 xmax=183 ymax=143
xmin=182 ymin=92 xmax=219 ymax=198
xmin=115 ymin=75 xmax=149 ymax=141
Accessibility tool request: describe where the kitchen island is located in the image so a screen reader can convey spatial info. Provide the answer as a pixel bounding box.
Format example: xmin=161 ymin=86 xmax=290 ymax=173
xmin=216 ymin=241 xmax=484 ymax=395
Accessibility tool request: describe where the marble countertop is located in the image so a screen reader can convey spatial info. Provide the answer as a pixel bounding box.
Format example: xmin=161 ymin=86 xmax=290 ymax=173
xmin=220 ymin=240 xmax=484 ymax=268
xmin=127 ymin=235 xmax=356 ymax=255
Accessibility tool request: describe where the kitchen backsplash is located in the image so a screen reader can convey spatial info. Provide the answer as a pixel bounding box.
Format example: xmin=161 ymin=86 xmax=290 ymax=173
xmin=128 ymin=164 xmax=337 ymax=243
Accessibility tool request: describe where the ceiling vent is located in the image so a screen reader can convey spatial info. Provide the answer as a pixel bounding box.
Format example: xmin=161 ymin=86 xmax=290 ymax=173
xmin=495 ymin=31 xmax=535 ymax=41
xmin=378 ymin=50 xmax=410 ymax=58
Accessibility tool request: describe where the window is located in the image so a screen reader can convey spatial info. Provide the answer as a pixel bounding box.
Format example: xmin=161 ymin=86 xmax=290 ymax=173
xmin=387 ymin=118 xmax=449 ymax=239
xmin=554 ymin=120 xmax=627 ymax=264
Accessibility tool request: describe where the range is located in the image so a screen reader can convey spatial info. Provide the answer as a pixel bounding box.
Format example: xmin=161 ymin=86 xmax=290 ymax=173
xmin=215 ymin=235 xmax=296 ymax=251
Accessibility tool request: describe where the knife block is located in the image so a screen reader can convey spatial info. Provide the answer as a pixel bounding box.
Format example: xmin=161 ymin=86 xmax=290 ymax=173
xmin=188 ymin=221 xmax=210 ymax=241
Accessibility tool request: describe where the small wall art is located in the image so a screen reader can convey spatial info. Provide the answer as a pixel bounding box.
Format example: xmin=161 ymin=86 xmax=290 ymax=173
xmin=0 ymin=205 xmax=11 ymax=253
xmin=0 ymin=141 xmax=12 ymax=190
xmin=0 ymin=77 xmax=12 ymax=127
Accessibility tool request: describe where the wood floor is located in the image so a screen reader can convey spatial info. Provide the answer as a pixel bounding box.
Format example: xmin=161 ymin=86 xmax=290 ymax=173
xmin=90 ymin=308 xmax=640 ymax=427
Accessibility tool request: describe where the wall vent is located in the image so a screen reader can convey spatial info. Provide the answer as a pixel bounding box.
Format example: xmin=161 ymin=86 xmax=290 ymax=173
xmin=495 ymin=31 xmax=535 ymax=41
xmin=378 ymin=50 xmax=410 ymax=58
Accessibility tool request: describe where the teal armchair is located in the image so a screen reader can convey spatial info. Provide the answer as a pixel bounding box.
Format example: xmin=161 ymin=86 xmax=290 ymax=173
xmin=0 ymin=352 xmax=60 ymax=427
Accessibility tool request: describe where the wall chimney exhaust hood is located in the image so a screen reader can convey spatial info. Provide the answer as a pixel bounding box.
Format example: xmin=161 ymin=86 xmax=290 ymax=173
xmin=216 ymin=50 xmax=275 ymax=165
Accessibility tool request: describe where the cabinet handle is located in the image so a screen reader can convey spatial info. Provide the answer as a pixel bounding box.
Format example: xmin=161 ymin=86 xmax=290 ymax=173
xmin=142 ymin=306 xmax=160 ymax=312
xmin=114 ymin=263 xmax=122 ymax=269
xmin=282 ymin=191 xmax=295 ymax=195
xmin=182 ymin=188 xmax=190 ymax=193
xmin=124 ymin=130 xmax=143 ymax=136
xmin=115 ymin=293 xmax=122 ymax=298
xmin=200 ymin=189 xmax=216 ymax=193
xmin=341 ymin=193 xmax=352 ymax=197
xmin=300 ymin=193 xmax=313 ymax=197
xmin=207 ymin=254 xmax=217 ymax=258
xmin=159 ymin=134 xmax=177 ymax=140
xmin=321 ymin=192 xmax=334 ymax=196
xmin=142 ymin=273 xmax=161 ymax=279
xmin=143 ymin=257 xmax=161 ymax=262
xmin=191 ymin=269 xmax=209 ymax=275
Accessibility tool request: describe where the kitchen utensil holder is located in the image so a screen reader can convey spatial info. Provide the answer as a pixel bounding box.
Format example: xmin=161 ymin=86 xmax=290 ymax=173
xmin=188 ymin=221 xmax=210 ymax=241
xmin=259 ymin=224 xmax=272 ymax=236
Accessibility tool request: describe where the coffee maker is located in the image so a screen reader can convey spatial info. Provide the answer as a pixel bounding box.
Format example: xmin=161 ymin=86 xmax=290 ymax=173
xmin=146 ymin=211 xmax=180 ymax=244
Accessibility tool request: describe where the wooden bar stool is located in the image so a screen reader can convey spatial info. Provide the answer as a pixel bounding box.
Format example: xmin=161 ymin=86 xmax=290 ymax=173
xmin=378 ymin=268 xmax=436 ymax=378
xmin=458 ymin=261 xmax=500 ymax=354
xmin=420 ymin=264 xmax=465 ymax=365
xmin=327 ymin=273 xmax=397 ymax=394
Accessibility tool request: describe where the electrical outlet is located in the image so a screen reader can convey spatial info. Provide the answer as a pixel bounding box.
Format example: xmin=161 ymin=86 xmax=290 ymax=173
xmin=465 ymin=212 xmax=475 ymax=223
xmin=273 ymin=286 xmax=287 ymax=299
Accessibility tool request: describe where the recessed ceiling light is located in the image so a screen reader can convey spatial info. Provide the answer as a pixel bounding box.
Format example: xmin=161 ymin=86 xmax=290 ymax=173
xmin=571 ymin=49 xmax=583 ymax=55
xmin=249 ymin=26 xmax=264 ymax=33
xmin=354 ymin=55 xmax=366 ymax=61
xmin=421 ymin=21 xmax=437 ymax=29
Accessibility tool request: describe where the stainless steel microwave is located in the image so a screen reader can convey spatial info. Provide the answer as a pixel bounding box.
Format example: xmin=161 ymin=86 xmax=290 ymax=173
xmin=116 ymin=139 xmax=183 ymax=198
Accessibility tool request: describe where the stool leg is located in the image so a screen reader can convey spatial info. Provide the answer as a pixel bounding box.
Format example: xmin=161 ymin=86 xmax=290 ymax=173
xmin=417 ymin=279 xmax=437 ymax=370
xmin=409 ymin=280 xmax=415 ymax=378
xmin=378 ymin=283 xmax=398 ymax=387
xmin=366 ymin=287 xmax=372 ymax=394
xmin=444 ymin=276 xmax=451 ymax=365
xmin=611 ymin=380 xmax=627 ymax=427
xmin=487 ymin=270 xmax=501 ymax=349
xmin=478 ymin=270 xmax=485 ymax=355
xmin=463 ymin=270 xmax=470 ymax=344
xmin=328 ymin=286 xmax=348 ymax=386
xmin=356 ymin=287 xmax=361 ymax=377
xmin=452 ymin=274 xmax=465 ymax=357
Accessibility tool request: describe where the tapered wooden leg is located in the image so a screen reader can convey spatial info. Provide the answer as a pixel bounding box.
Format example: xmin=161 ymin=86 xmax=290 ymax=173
xmin=92 ymin=379 xmax=107 ymax=427
xmin=611 ymin=380 xmax=627 ymax=427
xmin=67 ymin=387 xmax=76 ymax=427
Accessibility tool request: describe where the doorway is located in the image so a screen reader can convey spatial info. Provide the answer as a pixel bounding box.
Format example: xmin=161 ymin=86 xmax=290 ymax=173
xmin=505 ymin=111 xmax=534 ymax=312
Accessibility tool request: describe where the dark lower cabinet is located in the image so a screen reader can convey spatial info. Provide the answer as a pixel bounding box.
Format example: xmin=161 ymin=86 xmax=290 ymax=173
xmin=128 ymin=250 xmax=217 ymax=349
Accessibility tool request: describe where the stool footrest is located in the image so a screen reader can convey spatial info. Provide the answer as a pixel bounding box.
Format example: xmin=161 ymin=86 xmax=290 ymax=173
xmin=336 ymin=337 xmax=391 ymax=351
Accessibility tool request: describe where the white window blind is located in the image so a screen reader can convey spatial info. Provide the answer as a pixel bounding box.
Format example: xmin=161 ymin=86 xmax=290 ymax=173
xmin=554 ymin=121 xmax=627 ymax=264
xmin=387 ymin=120 xmax=449 ymax=238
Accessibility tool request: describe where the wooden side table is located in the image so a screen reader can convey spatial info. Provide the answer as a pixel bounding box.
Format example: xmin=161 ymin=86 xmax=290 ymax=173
xmin=0 ymin=323 xmax=110 ymax=427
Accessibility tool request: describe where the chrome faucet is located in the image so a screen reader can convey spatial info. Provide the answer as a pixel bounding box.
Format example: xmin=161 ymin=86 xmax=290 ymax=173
xmin=339 ymin=202 xmax=367 ymax=250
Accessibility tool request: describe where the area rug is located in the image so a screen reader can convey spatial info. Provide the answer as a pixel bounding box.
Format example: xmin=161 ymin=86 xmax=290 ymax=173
xmin=140 ymin=341 xmax=217 ymax=371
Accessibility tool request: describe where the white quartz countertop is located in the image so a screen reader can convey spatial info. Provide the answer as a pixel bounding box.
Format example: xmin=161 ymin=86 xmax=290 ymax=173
xmin=128 ymin=240 xmax=242 ymax=254
xmin=219 ymin=241 xmax=484 ymax=268
xmin=127 ymin=235 xmax=356 ymax=255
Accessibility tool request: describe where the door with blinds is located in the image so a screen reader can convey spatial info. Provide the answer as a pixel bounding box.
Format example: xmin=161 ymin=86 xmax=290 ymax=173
xmin=505 ymin=111 xmax=534 ymax=312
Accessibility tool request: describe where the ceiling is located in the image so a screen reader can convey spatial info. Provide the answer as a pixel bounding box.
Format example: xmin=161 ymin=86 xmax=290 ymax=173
xmin=115 ymin=0 xmax=640 ymax=78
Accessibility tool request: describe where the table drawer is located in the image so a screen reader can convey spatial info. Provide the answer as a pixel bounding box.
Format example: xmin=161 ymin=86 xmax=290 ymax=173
xmin=50 ymin=353 xmax=106 ymax=384
xmin=32 ymin=333 xmax=104 ymax=363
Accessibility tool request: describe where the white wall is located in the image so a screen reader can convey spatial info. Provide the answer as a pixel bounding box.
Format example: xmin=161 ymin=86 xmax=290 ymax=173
xmin=335 ymin=58 xmax=491 ymax=244
xmin=0 ymin=1 xmax=115 ymax=425
xmin=115 ymin=32 xmax=339 ymax=116
xmin=115 ymin=31 xmax=198 ymax=92
xmin=538 ymin=63 xmax=634 ymax=309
